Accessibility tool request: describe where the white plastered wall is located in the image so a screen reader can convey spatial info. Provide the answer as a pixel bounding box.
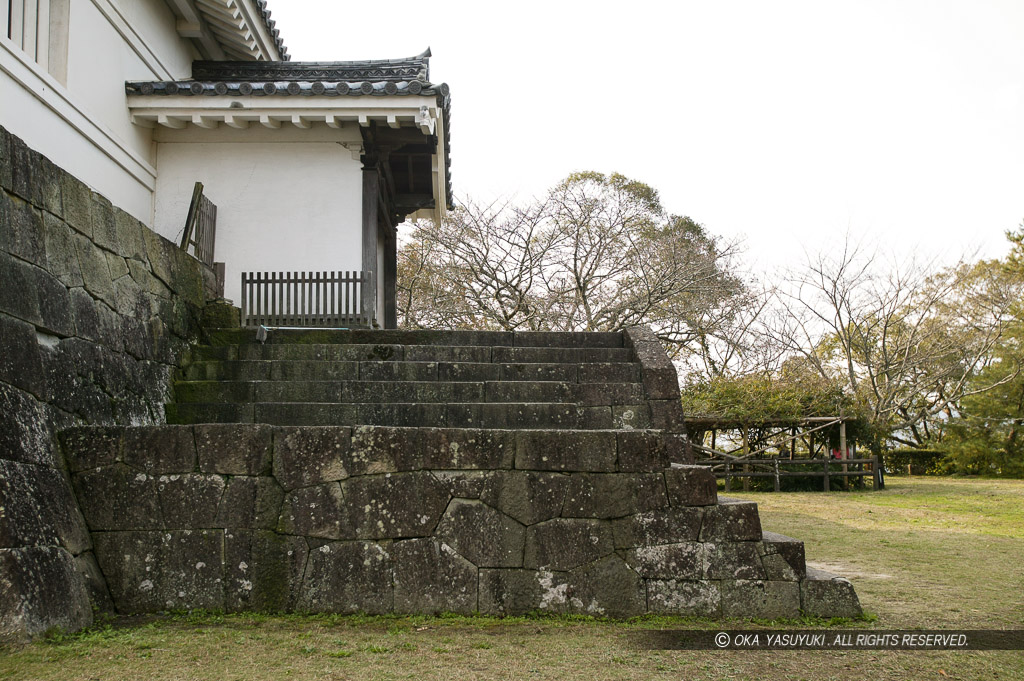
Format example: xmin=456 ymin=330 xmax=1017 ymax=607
xmin=1 ymin=0 xmax=197 ymax=223
xmin=152 ymin=124 xmax=365 ymax=305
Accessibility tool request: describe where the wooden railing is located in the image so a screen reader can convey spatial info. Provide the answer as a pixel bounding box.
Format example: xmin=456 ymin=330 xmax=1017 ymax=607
xmin=180 ymin=182 xmax=217 ymax=268
xmin=240 ymin=271 xmax=373 ymax=328
xmin=695 ymin=453 xmax=881 ymax=492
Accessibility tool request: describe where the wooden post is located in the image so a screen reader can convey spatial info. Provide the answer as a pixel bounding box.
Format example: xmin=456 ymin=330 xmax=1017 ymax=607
xmin=840 ymin=419 xmax=849 ymax=490
xmin=361 ymin=164 xmax=379 ymax=324
xmin=742 ymin=427 xmax=750 ymax=492
xmin=872 ymin=456 xmax=879 ymax=490
xmin=790 ymin=426 xmax=796 ymax=460
xmin=823 ymin=456 xmax=830 ymax=492
xmin=773 ymin=458 xmax=780 ymax=492
xmin=724 ymin=461 xmax=731 ymax=492
xmin=383 ymin=232 xmax=397 ymax=329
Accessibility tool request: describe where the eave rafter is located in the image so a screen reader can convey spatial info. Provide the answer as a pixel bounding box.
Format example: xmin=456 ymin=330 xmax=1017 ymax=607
xmin=164 ymin=0 xmax=287 ymax=61
xmin=127 ymin=94 xmax=440 ymax=134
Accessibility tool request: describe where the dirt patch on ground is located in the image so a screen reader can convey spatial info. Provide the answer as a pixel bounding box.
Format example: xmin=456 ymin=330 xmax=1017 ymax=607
xmin=807 ymin=560 xmax=894 ymax=580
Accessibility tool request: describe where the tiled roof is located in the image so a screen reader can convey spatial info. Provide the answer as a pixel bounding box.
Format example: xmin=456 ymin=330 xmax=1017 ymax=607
xmin=252 ymin=0 xmax=288 ymax=60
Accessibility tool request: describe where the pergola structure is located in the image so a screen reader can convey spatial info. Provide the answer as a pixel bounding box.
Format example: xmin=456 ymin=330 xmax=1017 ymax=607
xmin=686 ymin=415 xmax=880 ymax=492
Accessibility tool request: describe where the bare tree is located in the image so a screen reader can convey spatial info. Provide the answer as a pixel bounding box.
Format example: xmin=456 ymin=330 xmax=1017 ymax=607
xmin=397 ymin=172 xmax=752 ymax=363
xmin=769 ymin=238 xmax=1021 ymax=450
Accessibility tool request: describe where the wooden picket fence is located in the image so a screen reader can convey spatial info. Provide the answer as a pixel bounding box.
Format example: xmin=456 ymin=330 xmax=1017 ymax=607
xmin=240 ymin=271 xmax=373 ymax=328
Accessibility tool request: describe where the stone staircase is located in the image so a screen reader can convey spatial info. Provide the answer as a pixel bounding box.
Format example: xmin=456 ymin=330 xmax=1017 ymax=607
xmin=166 ymin=328 xmax=671 ymax=433
xmin=57 ymin=321 xmax=862 ymax=619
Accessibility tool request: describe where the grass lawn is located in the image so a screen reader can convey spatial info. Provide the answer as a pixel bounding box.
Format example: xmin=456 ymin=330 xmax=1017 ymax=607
xmin=2 ymin=477 xmax=1022 ymax=681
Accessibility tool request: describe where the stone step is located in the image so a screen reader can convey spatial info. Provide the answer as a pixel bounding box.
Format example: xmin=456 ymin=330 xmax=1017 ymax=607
xmin=173 ymin=380 xmax=646 ymax=406
xmin=166 ymin=401 xmax=652 ymax=429
xmin=191 ymin=343 xmax=635 ymax=365
xmin=204 ymin=328 xmax=625 ymax=348
xmin=181 ymin=360 xmax=642 ymax=384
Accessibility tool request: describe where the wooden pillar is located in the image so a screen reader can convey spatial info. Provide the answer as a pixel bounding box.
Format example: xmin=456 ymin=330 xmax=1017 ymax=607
xmin=773 ymin=458 xmax=780 ymax=492
xmin=840 ymin=420 xmax=849 ymax=490
xmin=361 ymin=164 xmax=379 ymax=323
xmin=742 ymin=427 xmax=750 ymax=492
xmin=823 ymin=456 xmax=830 ymax=492
xmin=383 ymin=232 xmax=397 ymax=329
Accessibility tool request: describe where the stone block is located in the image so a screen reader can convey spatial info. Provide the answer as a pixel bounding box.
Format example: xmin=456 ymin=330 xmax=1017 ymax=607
xmin=0 ymin=313 xmax=47 ymax=399
xmin=561 ymin=473 xmax=667 ymax=519
xmin=354 ymin=426 xmax=514 ymax=472
xmin=617 ymin=431 xmax=685 ymax=472
xmin=298 ymin=540 xmax=392 ymax=614
xmin=0 ymin=460 xmax=59 ymax=548
xmin=435 ymin=499 xmax=525 ymax=568
xmin=72 ymin=464 xmax=162 ymax=531
xmin=142 ymin=226 xmax=174 ymax=287
xmin=73 ymin=551 xmax=114 ymax=614
xmin=122 ymin=426 xmax=196 ymax=474
xmin=7 ymin=133 xmax=37 ymax=204
xmin=437 ymin=361 xmax=498 ymax=382
xmin=430 ymin=471 xmax=488 ymax=498
xmin=105 ymin=251 xmax=129 ymax=281
xmin=195 ymin=424 xmax=273 ymax=475
xmin=92 ymin=530 xmax=226 ymax=614
xmin=477 ymin=569 xmax=549 ymax=616
xmin=705 ymin=542 xmax=766 ymax=580
xmin=393 ymin=538 xmax=478 ymax=615
xmin=342 ymin=472 xmax=451 ymax=539
xmin=647 ymin=399 xmax=686 ymax=433
xmin=127 ymin=259 xmax=170 ymax=298
xmin=611 ymin=507 xmax=703 ymax=549
xmin=43 ymin=212 xmax=84 ymax=288
xmin=89 ymin=192 xmax=118 ymax=251
xmin=631 ymin=343 xmax=680 ymax=400
xmin=216 ymin=477 xmax=283 ymax=530
xmin=69 ymin=287 xmax=100 ymax=341
xmin=113 ymin=207 xmax=148 ymax=262
xmin=59 ymin=426 xmax=124 ymax=472
xmin=278 ymin=482 xmax=351 ymax=540
xmin=699 ymin=500 xmax=763 ymax=542
xmin=800 ymin=568 xmax=862 ymax=618
xmin=564 ymin=555 xmax=646 ymax=618
xmin=624 ymin=542 xmax=705 ymax=580
xmin=59 ymin=172 xmax=92 ymax=238
xmin=36 ymin=155 xmax=63 ymax=217
xmin=0 ymin=546 xmax=92 ymax=642
xmin=0 ymin=251 xmax=42 ymax=325
xmin=500 ymin=362 xmax=575 ymax=382
xmin=647 ymin=579 xmax=722 ymax=616
xmin=760 ymin=531 xmax=806 ymax=580
xmin=0 ymin=128 xmax=11 ymax=191
xmin=524 ymin=518 xmax=614 ymax=571
xmin=72 ymin=232 xmax=115 ymax=307
xmin=721 ymin=580 xmax=801 ymax=619
xmin=513 ymin=331 xmax=623 ymax=348
xmin=479 ymin=471 xmax=568 ymax=525
xmin=665 ymin=465 xmax=717 ymax=506
xmin=157 ymin=474 xmax=226 ymax=529
xmin=225 ymin=530 xmax=307 ymax=612
xmin=0 ymin=383 xmax=59 ymax=467
xmin=5 ymin=195 xmax=45 ymax=266
xmin=273 ymin=427 xmax=354 ymax=491
xmin=612 ymin=404 xmax=649 ymax=429
xmin=515 ymin=431 xmax=617 ymax=472
xmin=34 ymin=267 xmax=74 ymax=338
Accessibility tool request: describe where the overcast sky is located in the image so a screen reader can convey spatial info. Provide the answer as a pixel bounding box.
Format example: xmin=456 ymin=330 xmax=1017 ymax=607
xmin=268 ymin=0 xmax=1024 ymax=272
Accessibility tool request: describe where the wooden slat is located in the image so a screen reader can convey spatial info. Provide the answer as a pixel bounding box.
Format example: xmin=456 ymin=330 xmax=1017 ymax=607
xmin=240 ymin=270 xmax=374 ymax=328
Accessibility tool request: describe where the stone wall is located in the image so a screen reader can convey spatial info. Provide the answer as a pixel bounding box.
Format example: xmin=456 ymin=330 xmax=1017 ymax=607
xmin=0 ymin=126 xmax=216 ymax=640
xmin=60 ymin=424 xmax=858 ymax=619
